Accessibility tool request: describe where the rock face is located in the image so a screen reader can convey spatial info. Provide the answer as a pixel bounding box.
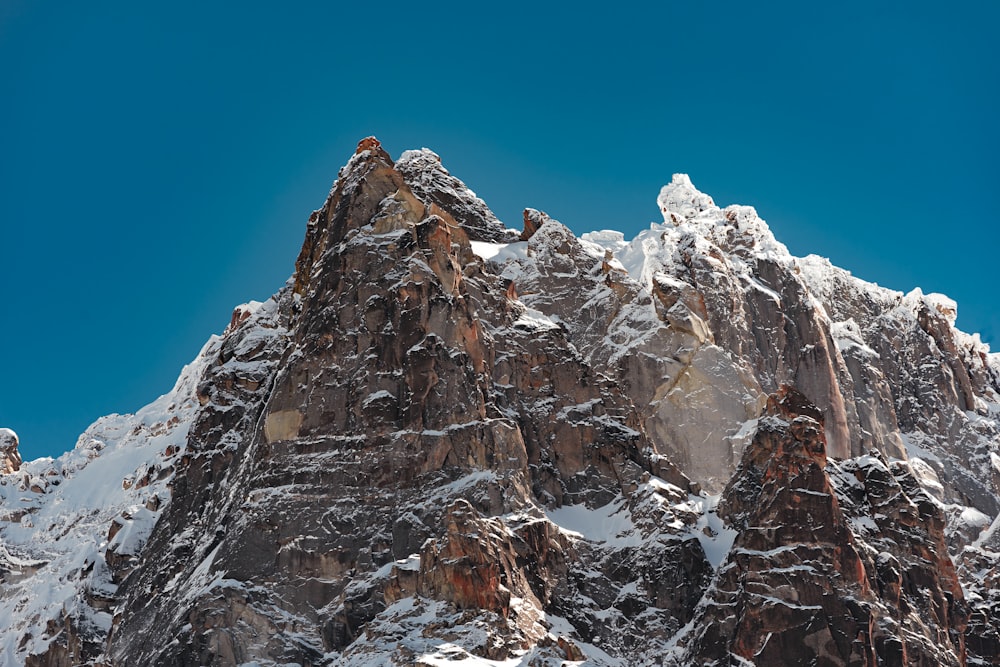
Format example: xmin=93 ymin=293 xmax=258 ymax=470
xmin=1 ymin=138 xmax=998 ymax=666
xmin=677 ymin=387 xmax=967 ymax=665
xmin=685 ymin=387 xmax=876 ymax=665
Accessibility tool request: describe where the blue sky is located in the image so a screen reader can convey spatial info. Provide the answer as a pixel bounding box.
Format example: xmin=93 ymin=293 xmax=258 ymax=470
xmin=2 ymin=2 xmax=997 ymax=461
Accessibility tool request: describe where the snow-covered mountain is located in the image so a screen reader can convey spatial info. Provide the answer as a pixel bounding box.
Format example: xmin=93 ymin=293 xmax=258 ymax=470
xmin=2 ymin=137 xmax=998 ymax=666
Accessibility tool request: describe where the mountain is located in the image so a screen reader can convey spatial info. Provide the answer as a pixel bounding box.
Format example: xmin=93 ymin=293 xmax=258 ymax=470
xmin=1 ymin=137 xmax=998 ymax=666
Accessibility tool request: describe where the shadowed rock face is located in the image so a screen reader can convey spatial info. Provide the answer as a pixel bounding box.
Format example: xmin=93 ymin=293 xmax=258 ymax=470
xmin=4 ymin=139 xmax=998 ymax=666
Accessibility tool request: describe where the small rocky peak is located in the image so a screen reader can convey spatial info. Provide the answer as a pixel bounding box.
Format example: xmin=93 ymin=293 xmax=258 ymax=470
xmin=906 ymin=287 xmax=959 ymax=327
xmin=396 ymin=147 xmax=517 ymax=243
xmin=768 ymin=383 xmax=826 ymax=425
xmin=293 ymin=137 xmax=411 ymax=294
xmin=520 ymin=208 xmax=550 ymax=241
xmin=746 ymin=385 xmax=828 ymax=473
xmin=0 ymin=427 xmax=21 ymax=474
xmin=720 ymin=385 xmax=833 ymax=532
xmin=657 ymin=173 xmax=716 ymax=223
xmin=688 ymin=387 xmax=875 ymax=666
xmin=354 ymin=136 xmax=391 ymax=161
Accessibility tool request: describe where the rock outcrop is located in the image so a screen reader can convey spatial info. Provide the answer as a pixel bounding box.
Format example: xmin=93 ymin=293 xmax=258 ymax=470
xmin=677 ymin=387 xmax=967 ymax=665
xmin=0 ymin=428 xmax=20 ymax=475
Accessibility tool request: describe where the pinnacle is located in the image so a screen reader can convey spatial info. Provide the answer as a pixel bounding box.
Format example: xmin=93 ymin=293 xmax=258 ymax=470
xmin=355 ymin=136 xmax=381 ymax=154
xmin=0 ymin=427 xmax=21 ymax=474
xmin=657 ymin=173 xmax=716 ymax=223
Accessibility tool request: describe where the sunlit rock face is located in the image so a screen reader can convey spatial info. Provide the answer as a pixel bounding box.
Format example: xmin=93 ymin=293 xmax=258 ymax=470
xmin=2 ymin=138 xmax=998 ymax=666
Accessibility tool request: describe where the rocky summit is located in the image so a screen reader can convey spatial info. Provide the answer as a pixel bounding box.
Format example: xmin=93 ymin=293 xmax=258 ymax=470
xmin=1 ymin=137 xmax=999 ymax=666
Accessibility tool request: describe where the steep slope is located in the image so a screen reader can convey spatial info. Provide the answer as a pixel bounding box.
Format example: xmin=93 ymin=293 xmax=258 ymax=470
xmin=503 ymin=173 xmax=999 ymax=523
xmin=107 ymin=139 xmax=712 ymax=666
xmin=0 ymin=336 xmax=214 ymax=665
xmin=1 ymin=138 xmax=998 ymax=666
xmin=674 ymin=387 xmax=967 ymax=665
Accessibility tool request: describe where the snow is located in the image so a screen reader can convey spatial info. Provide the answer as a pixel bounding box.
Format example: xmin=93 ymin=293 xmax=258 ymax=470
xmin=906 ymin=457 xmax=944 ymax=498
xmin=545 ymin=497 xmax=642 ymax=548
xmin=742 ymin=274 xmax=782 ymax=304
xmin=578 ymin=174 xmax=793 ymax=308
xmin=677 ymin=494 xmax=737 ymax=568
xmin=906 ymin=288 xmax=958 ymax=325
xmin=413 ymin=646 xmax=537 ymax=667
xmin=657 ymin=174 xmax=716 ymax=221
xmin=830 ymin=319 xmax=879 ymax=358
xmin=902 ymin=434 xmax=943 ymax=465
xmin=0 ymin=329 xmax=210 ymax=660
xmin=972 ymin=510 xmax=1000 ymax=549
xmin=958 ymin=507 xmax=992 ymax=531
xmin=580 ymin=229 xmax=627 ymax=255
xmin=362 ymin=389 xmax=395 ymax=408
xmin=439 ymin=470 xmax=498 ymax=493
xmin=490 ymin=241 xmax=529 ymax=266
xmin=512 ymin=306 xmax=561 ymax=332
xmin=470 ymin=240 xmax=508 ymax=260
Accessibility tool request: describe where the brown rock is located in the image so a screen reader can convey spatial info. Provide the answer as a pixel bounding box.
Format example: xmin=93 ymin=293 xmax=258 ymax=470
xmin=416 ymin=500 xmax=524 ymax=615
xmin=557 ymin=635 xmax=585 ymax=661
xmin=680 ymin=387 xmax=968 ymax=666
xmin=520 ymin=208 xmax=550 ymax=241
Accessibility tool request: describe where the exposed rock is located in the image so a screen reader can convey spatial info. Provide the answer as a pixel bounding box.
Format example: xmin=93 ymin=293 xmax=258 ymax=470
xmin=520 ymin=207 xmax=550 ymax=241
xmin=1 ymin=428 xmax=21 ymax=474
xmin=677 ymin=387 xmax=967 ymax=666
xmin=106 ymin=137 xmax=708 ymax=666
xmin=2 ymin=139 xmax=998 ymax=666
xmin=833 ymin=453 xmax=968 ymax=665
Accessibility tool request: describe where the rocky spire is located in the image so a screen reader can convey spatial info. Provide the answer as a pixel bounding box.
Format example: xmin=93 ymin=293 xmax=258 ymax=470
xmin=0 ymin=427 xmax=20 ymax=474
xmin=657 ymin=173 xmax=716 ymax=223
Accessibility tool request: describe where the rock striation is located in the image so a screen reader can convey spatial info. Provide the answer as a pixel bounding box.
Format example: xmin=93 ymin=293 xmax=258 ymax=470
xmin=1 ymin=138 xmax=998 ymax=666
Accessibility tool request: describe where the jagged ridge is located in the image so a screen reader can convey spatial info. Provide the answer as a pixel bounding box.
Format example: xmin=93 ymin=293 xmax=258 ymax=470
xmin=1 ymin=137 xmax=998 ymax=666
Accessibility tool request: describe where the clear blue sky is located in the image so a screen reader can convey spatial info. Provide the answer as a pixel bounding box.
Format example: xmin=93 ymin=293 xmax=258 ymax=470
xmin=2 ymin=2 xmax=998 ymax=461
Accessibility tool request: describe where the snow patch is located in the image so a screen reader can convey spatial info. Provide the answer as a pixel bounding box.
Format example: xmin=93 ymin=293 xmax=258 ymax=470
xmin=512 ymin=307 xmax=561 ymax=332
xmin=545 ymin=498 xmax=642 ymax=549
xmin=470 ymin=240 xmax=508 ymax=260
xmin=678 ymin=494 xmax=736 ymax=568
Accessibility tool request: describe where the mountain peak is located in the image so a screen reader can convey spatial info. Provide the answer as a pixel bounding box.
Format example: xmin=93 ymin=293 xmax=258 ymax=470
xmin=657 ymin=173 xmax=716 ymax=222
xmin=355 ymin=135 xmax=385 ymax=155
xmin=3 ymin=139 xmax=999 ymax=666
